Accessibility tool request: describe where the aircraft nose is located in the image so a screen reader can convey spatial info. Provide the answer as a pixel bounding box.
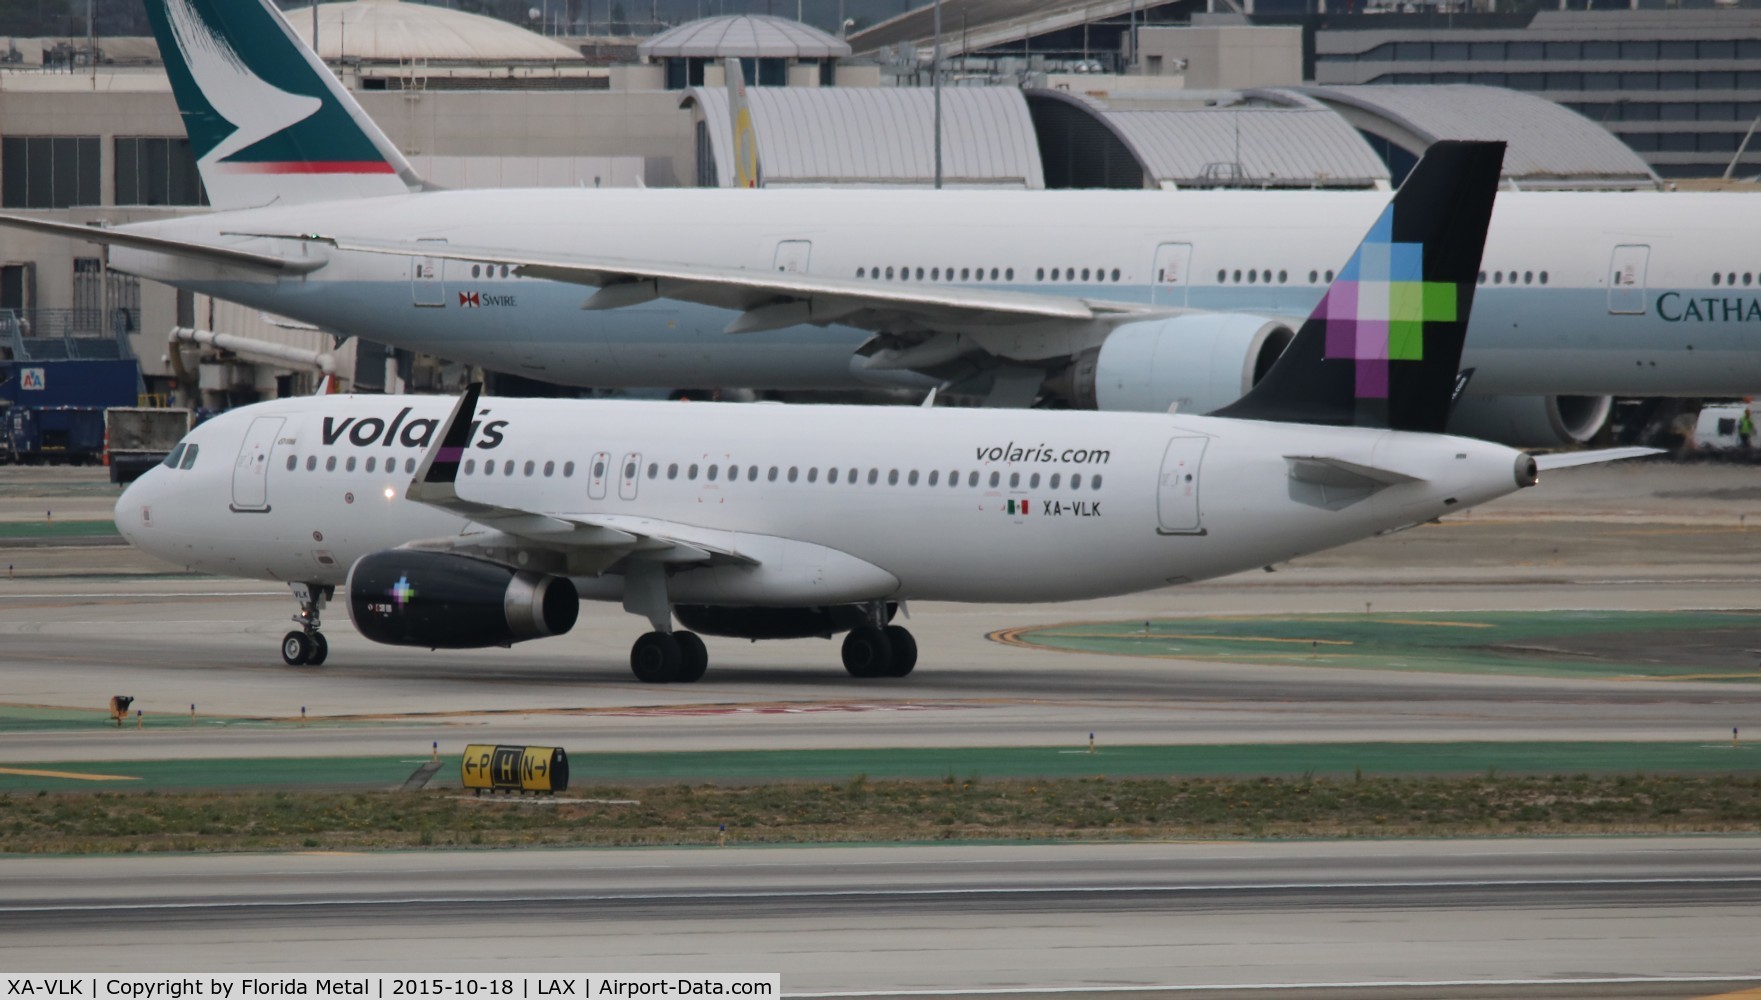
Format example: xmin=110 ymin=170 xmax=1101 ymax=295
xmin=113 ymin=470 xmax=156 ymax=548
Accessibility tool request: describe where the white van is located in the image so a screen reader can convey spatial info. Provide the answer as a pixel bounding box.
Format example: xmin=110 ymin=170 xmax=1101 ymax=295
xmin=1693 ymin=404 xmax=1754 ymax=451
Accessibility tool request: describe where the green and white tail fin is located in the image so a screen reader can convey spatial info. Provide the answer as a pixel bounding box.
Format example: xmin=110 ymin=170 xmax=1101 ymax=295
xmin=144 ymin=0 xmax=422 ymax=209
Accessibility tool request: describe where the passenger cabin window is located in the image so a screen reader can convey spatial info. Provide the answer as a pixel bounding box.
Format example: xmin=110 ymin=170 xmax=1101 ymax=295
xmin=306 ymin=456 xmax=317 ymax=471
xmin=563 ymin=461 xmax=575 ymax=477
xmin=326 ymin=456 xmax=337 ymax=472
xmin=286 ymin=455 xmax=297 ymax=472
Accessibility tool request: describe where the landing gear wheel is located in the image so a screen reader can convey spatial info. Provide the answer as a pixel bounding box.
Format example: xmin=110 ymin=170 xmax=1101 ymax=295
xmin=842 ymin=625 xmax=894 ymax=678
xmin=674 ymin=631 xmax=708 ymax=683
xmin=306 ymin=632 xmax=329 ymax=667
xmin=631 ymin=631 xmax=683 ymax=684
xmin=281 ymin=630 xmax=313 ymax=666
xmin=882 ymin=625 xmax=917 ymax=677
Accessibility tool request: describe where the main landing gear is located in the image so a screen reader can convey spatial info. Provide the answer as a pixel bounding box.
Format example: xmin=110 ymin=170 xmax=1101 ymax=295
xmin=841 ymin=623 xmax=917 ymax=678
xmin=282 ymin=582 xmax=333 ymax=666
xmin=629 ymin=629 xmax=709 ymax=684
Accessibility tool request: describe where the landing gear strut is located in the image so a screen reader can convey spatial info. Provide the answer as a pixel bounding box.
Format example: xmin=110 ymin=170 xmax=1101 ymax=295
xmin=282 ymin=582 xmax=333 ymax=666
xmin=623 ymin=559 xmax=708 ymax=683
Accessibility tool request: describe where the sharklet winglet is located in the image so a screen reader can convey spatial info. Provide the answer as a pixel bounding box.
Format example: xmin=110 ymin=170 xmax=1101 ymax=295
xmin=406 ymin=382 xmax=481 ymax=505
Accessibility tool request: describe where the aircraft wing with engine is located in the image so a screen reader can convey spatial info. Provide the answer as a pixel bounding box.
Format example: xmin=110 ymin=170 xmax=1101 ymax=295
xmin=273 ymin=231 xmax=1189 ymax=368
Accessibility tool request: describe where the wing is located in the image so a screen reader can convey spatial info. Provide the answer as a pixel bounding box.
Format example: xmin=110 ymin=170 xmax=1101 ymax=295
xmin=401 ymin=384 xmax=749 ymax=574
xmin=0 ymin=214 xmax=316 ymax=274
xmin=272 ymin=232 xmax=1176 ymax=365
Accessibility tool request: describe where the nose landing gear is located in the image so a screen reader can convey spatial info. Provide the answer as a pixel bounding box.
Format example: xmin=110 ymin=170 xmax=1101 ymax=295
xmin=281 ymin=582 xmax=334 ymax=666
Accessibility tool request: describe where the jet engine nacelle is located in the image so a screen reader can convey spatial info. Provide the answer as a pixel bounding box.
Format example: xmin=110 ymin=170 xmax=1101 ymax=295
xmin=1445 ymin=394 xmax=1612 ymax=448
xmin=674 ymin=603 xmax=896 ymax=640
xmin=1056 ymin=314 xmax=1297 ymax=414
xmin=346 ymin=550 xmax=579 ymax=649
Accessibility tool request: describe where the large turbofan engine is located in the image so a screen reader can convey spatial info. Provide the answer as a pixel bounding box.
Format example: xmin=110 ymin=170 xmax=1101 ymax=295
xmin=347 ymin=550 xmax=579 ymax=649
xmin=1051 ymin=314 xmax=1296 ymax=414
xmin=1444 ymin=394 xmax=1612 ymax=448
xmin=1050 ymin=315 xmax=1610 ymax=447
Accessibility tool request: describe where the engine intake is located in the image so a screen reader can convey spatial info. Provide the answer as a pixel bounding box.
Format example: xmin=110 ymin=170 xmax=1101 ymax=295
xmin=347 ymin=550 xmax=579 ymax=649
xmin=674 ymin=603 xmax=894 ymax=640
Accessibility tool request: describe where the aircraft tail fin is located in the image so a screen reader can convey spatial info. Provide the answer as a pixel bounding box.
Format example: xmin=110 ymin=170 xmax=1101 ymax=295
xmin=724 ymin=57 xmax=764 ymax=189
xmin=1209 ymin=140 xmax=1505 ymax=434
xmin=143 ymin=0 xmax=422 ymax=210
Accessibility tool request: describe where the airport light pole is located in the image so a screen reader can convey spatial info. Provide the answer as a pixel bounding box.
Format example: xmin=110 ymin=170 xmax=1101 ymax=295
xmin=933 ymin=0 xmax=943 ymax=190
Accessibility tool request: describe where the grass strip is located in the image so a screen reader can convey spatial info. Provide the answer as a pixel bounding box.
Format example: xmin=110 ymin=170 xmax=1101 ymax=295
xmin=4 ymin=774 xmax=1761 ymax=854
xmin=3 ymin=742 xmax=1759 ymax=794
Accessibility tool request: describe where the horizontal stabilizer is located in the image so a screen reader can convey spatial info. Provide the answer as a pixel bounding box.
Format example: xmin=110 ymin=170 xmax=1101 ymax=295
xmin=1532 ymin=447 xmax=1662 ymax=471
xmin=0 ymin=214 xmax=317 ymax=273
xmin=1286 ymin=455 xmax=1424 ymax=489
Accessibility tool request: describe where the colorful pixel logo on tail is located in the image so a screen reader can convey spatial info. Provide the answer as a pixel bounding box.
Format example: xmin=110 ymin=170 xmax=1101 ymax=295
xmin=1210 ymin=140 xmax=1505 ymax=435
xmin=1320 ymin=206 xmax=1460 ymax=401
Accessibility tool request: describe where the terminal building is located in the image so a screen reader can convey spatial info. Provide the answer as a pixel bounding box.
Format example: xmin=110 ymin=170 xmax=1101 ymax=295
xmin=0 ymin=0 xmax=1718 ymax=407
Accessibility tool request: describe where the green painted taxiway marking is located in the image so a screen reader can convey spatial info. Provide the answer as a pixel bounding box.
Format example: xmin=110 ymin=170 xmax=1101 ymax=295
xmin=0 ymin=519 xmax=119 ymax=540
xmin=2 ymin=742 xmax=1757 ymax=793
xmin=0 ymin=705 xmax=325 ymax=732
xmin=1001 ymin=611 xmax=1761 ymax=682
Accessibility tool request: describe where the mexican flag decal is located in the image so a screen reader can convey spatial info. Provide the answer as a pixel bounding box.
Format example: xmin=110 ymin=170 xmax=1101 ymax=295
xmin=1006 ymin=499 xmax=1031 ymax=516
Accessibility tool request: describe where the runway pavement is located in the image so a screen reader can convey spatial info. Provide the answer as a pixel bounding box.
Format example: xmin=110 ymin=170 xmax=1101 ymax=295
xmin=1 ymin=838 xmax=1757 ymax=996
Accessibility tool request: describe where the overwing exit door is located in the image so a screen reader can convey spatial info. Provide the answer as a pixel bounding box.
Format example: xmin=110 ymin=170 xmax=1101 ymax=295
xmin=773 ymin=240 xmax=812 ymax=275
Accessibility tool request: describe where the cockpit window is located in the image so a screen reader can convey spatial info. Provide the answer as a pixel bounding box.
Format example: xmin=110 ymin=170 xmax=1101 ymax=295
xmin=179 ymin=443 xmax=199 ymax=470
xmin=162 ymin=443 xmax=186 ymax=469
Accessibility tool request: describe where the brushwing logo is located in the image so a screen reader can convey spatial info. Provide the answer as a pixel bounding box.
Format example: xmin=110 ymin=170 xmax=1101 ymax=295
xmin=162 ymin=0 xmax=321 ymax=170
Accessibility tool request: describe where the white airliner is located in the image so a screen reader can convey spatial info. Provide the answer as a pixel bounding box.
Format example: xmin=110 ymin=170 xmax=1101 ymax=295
xmin=112 ymin=142 xmax=1651 ymax=682
xmin=3 ymin=0 xmax=1759 ymax=445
